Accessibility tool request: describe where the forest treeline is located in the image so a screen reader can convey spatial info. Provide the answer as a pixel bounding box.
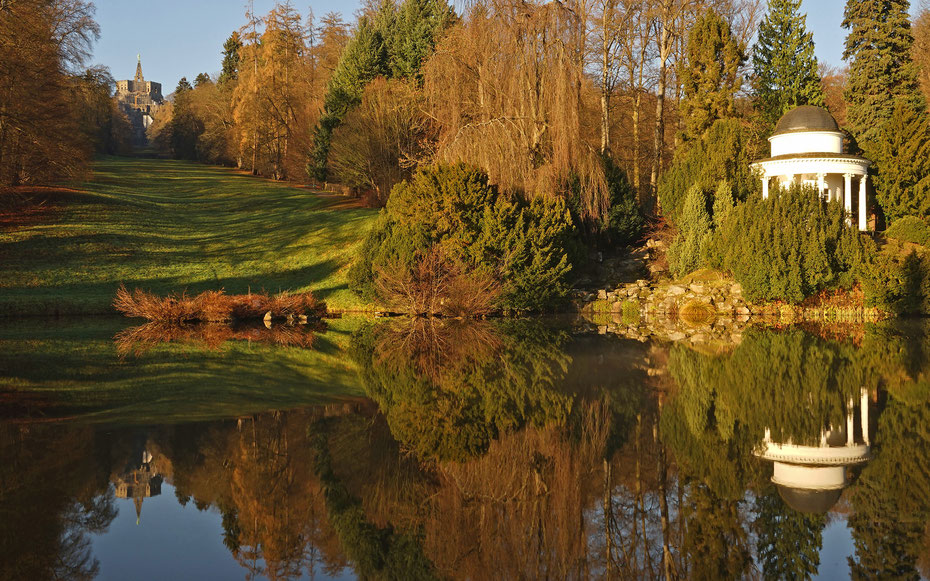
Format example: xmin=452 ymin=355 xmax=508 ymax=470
xmin=10 ymin=0 xmax=930 ymax=312
xmin=0 ymin=0 xmax=130 ymax=188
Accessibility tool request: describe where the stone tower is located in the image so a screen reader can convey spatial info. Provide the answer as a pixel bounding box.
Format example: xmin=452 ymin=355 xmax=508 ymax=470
xmin=115 ymin=55 xmax=164 ymax=145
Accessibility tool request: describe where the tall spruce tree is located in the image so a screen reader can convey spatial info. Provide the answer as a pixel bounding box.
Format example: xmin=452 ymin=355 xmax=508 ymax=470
xmin=752 ymin=0 xmax=824 ymax=126
xmin=843 ymin=0 xmax=924 ymax=144
xmin=218 ymin=31 xmax=242 ymax=85
xmin=679 ymin=10 xmax=744 ymax=142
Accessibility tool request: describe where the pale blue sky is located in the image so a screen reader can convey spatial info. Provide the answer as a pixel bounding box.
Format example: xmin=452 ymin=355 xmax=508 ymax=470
xmin=91 ymin=0 xmax=921 ymax=91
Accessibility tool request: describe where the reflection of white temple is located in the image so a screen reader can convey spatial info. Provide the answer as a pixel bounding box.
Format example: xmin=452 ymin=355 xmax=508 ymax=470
xmin=755 ymin=388 xmax=871 ymax=513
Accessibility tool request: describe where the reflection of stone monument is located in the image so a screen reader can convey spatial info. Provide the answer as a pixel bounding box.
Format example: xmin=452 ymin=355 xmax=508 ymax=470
xmin=756 ymin=388 xmax=872 ymax=514
xmin=114 ymin=450 xmax=162 ymax=525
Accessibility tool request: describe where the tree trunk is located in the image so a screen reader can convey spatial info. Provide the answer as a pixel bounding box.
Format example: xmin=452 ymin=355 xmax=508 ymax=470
xmin=650 ymin=27 xmax=669 ymax=208
xmin=600 ymin=4 xmax=612 ymax=154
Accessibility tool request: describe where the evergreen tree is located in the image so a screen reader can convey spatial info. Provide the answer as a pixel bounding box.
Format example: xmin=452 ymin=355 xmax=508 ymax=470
xmin=387 ymin=0 xmax=455 ymax=81
xmin=871 ymin=102 xmax=930 ymax=223
xmin=308 ymin=17 xmax=389 ymax=180
xmin=194 ymin=72 xmax=212 ymax=87
xmin=752 ymin=0 xmax=824 ymax=126
xmin=679 ymin=10 xmax=744 ymax=141
xmin=667 ymin=185 xmax=712 ymax=277
xmin=843 ymin=0 xmax=924 ymax=144
xmin=219 ymin=31 xmax=242 ymax=85
xmin=712 ymin=179 xmax=734 ymax=228
xmin=175 ymin=77 xmax=193 ymax=94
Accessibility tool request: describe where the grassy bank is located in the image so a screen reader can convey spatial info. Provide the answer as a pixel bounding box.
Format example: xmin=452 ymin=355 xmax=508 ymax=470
xmin=0 ymin=156 xmax=378 ymax=316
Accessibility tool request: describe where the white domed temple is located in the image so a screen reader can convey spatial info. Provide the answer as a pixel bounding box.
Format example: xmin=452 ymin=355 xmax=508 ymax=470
xmin=750 ymin=105 xmax=872 ymax=231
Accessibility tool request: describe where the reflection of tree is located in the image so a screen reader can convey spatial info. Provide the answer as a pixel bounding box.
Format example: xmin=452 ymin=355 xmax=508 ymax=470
xmin=753 ymin=486 xmax=825 ymax=581
xmin=310 ymin=417 xmax=438 ymax=580
xmin=165 ymin=411 xmax=347 ymax=580
xmin=350 ymin=319 xmax=575 ymax=461
xmin=848 ymin=399 xmax=930 ymax=579
xmin=0 ymin=424 xmax=116 ymax=580
xmin=667 ymin=329 xmax=867 ymax=447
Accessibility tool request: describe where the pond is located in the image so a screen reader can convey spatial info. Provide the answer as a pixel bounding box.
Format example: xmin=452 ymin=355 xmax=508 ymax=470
xmin=1 ymin=316 xmax=929 ymax=580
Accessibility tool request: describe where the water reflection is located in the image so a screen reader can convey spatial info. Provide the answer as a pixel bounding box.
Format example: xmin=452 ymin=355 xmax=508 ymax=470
xmin=1 ymin=319 xmax=929 ymax=579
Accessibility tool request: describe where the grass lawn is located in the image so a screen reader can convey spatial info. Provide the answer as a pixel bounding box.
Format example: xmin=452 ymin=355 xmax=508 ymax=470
xmin=0 ymin=156 xmax=379 ymax=316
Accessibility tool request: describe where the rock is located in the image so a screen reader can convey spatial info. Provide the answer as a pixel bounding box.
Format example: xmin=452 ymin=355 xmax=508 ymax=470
xmin=690 ymin=333 xmax=707 ymax=343
xmin=689 ymin=283 xmax=705 ymax=293
xmin=598 ymin=289 xmax=608 ymax=300
xmin=667 ymin=331 xmax=687 ymax=341
xmin=667 ymin=285 xmax=686 ymax=296
xmin=736 ymin=306 xmax=750 ymax=316
xmin=730 ymin=284 xmax=743 ymax=295
xmin=598 ymin=325 xmax=607 ymax=335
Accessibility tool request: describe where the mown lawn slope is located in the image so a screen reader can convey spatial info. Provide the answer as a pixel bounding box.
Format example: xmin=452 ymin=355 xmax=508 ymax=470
xmin=0 ymin=156 xmax=378 ymax=316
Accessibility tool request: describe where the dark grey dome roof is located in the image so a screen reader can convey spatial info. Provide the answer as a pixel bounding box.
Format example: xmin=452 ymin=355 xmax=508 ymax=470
xmin=772 ymin=105 xmax=840 ymax=135
xmin=777 ymin=485 xmax=842 ymax=514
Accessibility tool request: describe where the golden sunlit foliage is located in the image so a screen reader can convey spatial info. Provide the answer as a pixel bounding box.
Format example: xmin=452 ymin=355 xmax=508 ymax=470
xmin=0 ymin=0 xmax=101 ymax=188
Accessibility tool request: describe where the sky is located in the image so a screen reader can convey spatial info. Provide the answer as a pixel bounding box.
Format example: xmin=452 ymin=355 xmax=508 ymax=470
xmin=91 ymin=0 xmax=921 ymax=92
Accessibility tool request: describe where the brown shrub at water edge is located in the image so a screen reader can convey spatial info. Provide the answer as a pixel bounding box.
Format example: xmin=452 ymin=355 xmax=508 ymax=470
xmin=113 ymin=285 xmax=326 ymax=322
xmin=374 ymin=247 xmax=501 ymax=317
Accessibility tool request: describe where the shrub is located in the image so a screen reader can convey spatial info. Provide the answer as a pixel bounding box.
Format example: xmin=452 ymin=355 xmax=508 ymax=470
xmin=350 ymin=164 xmax=575 ymax=313
xmin=328 ymin=78 xmax=429 ymax=206
xmin=863 ymin=246 xmax=930 ymax=315
xmin=668 ymin=185 xmax=712 ymax=277
xmin=885 ymin=216 xmax=930 ymax=247
xmin=711 ymin=184 xmax=869 ymax=304
xmin=599 ymin=156 xmax=644 ymax=246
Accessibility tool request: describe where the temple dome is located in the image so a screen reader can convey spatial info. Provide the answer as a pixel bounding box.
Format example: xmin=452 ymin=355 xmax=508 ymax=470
xmin=772 ymin=105 xmax=840 ymax=136
xmin=777 ymin=485 xmax=843 ymax=514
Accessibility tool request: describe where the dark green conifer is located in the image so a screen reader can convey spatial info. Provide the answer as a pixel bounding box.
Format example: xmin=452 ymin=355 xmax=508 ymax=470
xmin=668 ymin=185 xmax=711 ymax=277
xmin=752 ymin=0 xmax=824 ymax=126
xmin=871 ymin=102 xmax=930 ymax=223
xmin=843 ymin=0 xmax=924 ymax=143
xmin=679 ymin=10 xmax=744 ymax=141
xmin=218 ymin=31 xmax=242 ymax=85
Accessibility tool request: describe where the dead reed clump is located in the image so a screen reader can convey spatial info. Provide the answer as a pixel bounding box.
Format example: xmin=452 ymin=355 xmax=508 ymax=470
xmin=113 ymin=284 xmax=326 ymax=322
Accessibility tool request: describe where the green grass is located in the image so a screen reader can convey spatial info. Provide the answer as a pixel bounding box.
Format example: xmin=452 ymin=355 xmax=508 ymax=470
xmin=0 ymin=316 xmax=368 ymax=425
xmin=0 ymin=156 xmax=379 ymax=316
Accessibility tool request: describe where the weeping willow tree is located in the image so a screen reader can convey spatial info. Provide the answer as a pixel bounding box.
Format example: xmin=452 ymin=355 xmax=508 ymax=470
xmin=422 ymin=1 xmax=610 ymax=221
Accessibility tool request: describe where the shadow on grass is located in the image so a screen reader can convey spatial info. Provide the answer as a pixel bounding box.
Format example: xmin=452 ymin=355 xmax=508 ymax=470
xmin=0 ymin=156 xmax=378 ymax=315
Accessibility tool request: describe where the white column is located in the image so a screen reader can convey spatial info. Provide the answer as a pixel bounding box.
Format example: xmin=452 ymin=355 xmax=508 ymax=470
xmin=844 ymin=173 xmax=853 ymax=226
xmin=846 ymin=399 xmax=855 ymax=446
xmin=818 ymin=173 xmax=826 ymax=199
xmin=859 ymin=174 xmax=868 ymax=231
xmin=861 ymin=388 xmax=870 ymax=445
xmin=762 ymin=176 xmax=769 ymax=200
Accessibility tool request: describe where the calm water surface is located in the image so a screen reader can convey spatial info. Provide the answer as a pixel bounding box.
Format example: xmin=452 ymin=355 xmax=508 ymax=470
xmin=1 ymin=316 xmax=929 ymax=580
